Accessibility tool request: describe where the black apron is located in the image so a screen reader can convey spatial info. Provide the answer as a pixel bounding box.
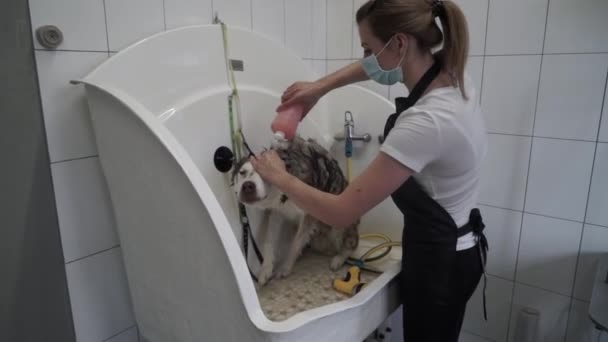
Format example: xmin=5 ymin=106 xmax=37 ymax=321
xmin=382 ymin=62 xmax=489 ymax=327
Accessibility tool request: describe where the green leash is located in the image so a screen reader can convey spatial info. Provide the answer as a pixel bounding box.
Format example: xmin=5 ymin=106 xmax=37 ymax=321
xmin=216 ymin=16 xmax=263 ymax=282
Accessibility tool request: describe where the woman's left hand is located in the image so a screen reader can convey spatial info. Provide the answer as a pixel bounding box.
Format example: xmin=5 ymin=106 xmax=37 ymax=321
xmin=250 ymin=150 xmax=288 ymax=185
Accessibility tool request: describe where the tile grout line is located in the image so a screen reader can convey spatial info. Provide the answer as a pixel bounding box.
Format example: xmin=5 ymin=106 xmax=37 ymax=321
xmin=505 ymin=0 xmax=551 ymax=339
xmin=461 ymin=329 xmax=496 ymax=342
xmin=478 ymin=202 xmax=524 ymax=214
xmin=478 ymin=0 xmax=490 ymax=101
xmin=35 ymin=48 xmax=110 ymax=53
xmin=102 ymin=0 xmax=110 ymax=53
xmin=162 ymin=0 xmax=167 ymax=30
xmin=310 ymin=0 xmax=314 ymax=59
xmin=102 ymin=324 xmax=137 ymax=342
xmin=350 ymin=0 xmax=355 ymax=60
xmin=596 ymin=68 xmax=608 ymax=144
xmin=563 ymin=55 xmax=608 ymax=342
xmin=30 ymin=51 xmax=608 ymax=59
xmin=26 ymin=1 xmax=80 ymax=335
xmin=487 ymin=131 xmax=600 ymax=143
xmin=479 ymin=202 xmax=608 ymax=228
xmin=207 ymin=0 xmax=211 ymax=23
xmin=566 ymin=66 xmax=608 ymax=328
xmin=515 ymin=280 xmax=578 ymax=299
xmin=51 ymin=154 xmax=98 ymax=165
xmin=483 ymin=51 xmax=608 ymax=57
xmin=323 ymin=0 xmax=328 ymax=74
xmin=324 ymin=0 xmax=328 ymax=61
xmin=65 ymin=244 xmax=120 ymax=265
xmin=543 ymin=1 xmax=574 ymax=340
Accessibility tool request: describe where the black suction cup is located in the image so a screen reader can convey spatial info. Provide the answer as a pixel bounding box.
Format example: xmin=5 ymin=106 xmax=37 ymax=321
xmin=214 ymin=146 xmax=234 ymax=173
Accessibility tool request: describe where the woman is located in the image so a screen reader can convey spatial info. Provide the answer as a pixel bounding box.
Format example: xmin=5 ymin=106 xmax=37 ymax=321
xmin=251 ymin=0 xmax=488 ymax=340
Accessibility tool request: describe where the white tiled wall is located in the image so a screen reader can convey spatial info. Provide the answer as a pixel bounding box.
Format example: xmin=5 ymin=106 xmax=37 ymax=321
xmin=543 ymin=0 xmax=608 ymax=54
xmin=29 ymin=0 xmax=607 ymax=342
xmin=463 ymin=275 xmax=514 ymax=341
xmin=468 ymin=0 xmax=608 ymax=340
xmin=478 ymin=205 xmax=521 ymax=280
xmin=574 ymin=224 xmax=608 ymax=302
xmin=35 ymin=50 xmax=107 ymax=162
xmin=479 ymin=134 xmax=531 ymax=211
xmin=566 ymin=299 xmax=608 ymax=342
xmin=485 ymin=0 xmax=548 ymax=55
xmin=51 ymin=157 xmax=119 ymax=263
xmin=251 ymin=0 xmax=285 ymax=44
xmin=508 ymin=284 xmax=571 ymax=342
xmin=66 ymin=248 xmax=135 ymax=342
xmin=481 ymin=55 xmax=541 ymax=135
xmin=534 ymin=54 xmax=608 ymax=141
xmin=454 ymin=0 xmax=488 ymax=56
xmin=516 ymin=214 xmax=582 ymax=296
xmin=105 ymin=0 xmax=166 ymax=52
xmin=164 ymin=0 xmax=212 ymax=29
xmin=327 ymin=0 xmax=353 ymax=59
xmin=105 ymin=327 xmax=140 ymax=342
xmin=525 ymin=138 xmax=595 ymax=221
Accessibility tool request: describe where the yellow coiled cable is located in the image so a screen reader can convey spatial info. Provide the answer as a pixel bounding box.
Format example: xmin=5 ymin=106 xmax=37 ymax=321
xmin=345 ymin=156 xmax=401 ymax=268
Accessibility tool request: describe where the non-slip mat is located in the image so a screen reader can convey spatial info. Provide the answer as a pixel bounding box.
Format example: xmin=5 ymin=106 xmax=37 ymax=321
xmin=256 ymin=251 xmax=380 ymax=322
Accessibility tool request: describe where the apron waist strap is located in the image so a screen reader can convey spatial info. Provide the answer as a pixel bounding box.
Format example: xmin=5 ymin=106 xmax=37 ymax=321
xmin=459 ymin=208 xmax=490 ymax=321
xmin=457 ymin=208 xmax=486 ymax=239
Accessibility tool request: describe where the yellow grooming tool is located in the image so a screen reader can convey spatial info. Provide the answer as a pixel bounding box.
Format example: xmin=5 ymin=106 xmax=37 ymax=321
xmin=333 ymin=266 xmax=367 ymax=296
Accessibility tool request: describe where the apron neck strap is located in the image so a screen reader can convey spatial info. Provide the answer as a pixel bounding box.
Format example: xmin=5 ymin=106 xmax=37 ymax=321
xmin=395 ymin=60 xmax=442 ymax=114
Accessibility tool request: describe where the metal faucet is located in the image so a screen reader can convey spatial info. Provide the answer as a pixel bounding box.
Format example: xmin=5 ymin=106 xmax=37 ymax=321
xmin=334 ymin=111 xmax=372 ymax=143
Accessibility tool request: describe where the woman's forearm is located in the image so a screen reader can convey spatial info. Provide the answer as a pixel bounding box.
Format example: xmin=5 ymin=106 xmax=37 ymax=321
xmin=275 ymin=173 xmax=354 ymax=229
xmin=317 ymin=60 xmax=369 ymax=95
xmin=253 ymin=151 xmax=413 ymax=230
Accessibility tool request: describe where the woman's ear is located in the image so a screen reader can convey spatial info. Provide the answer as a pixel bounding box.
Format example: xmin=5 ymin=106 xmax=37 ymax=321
xmin=394 ymin=33 xmax=409 ymax=57
xmin=394 ymin=33 xmax=408 ymax=52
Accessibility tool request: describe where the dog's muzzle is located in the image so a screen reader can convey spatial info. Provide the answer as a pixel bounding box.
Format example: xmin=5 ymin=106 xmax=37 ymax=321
xmin=240 ymin=181 xmax=258 ymax=203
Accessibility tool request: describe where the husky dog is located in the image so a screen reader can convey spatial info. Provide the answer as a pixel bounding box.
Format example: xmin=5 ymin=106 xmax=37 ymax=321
xmin=231 ymin=136 xmax=359 ymax=286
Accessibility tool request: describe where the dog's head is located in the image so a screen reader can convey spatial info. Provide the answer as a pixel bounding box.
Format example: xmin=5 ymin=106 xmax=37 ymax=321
xmin=231 ymin=157 xmax=282 ymax=208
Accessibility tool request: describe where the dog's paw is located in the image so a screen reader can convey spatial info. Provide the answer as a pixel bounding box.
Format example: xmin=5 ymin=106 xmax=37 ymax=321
xmin=277 ymin=264 xmax=294 ymax=279
xmin=330 ymin=255 xmax=347 ymax=271
xmin=257 ymin=265 xmax=273 ymax=286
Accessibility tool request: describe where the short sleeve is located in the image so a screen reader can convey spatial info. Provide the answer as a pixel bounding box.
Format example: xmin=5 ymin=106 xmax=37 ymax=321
xmin=379 ymin=110 xmax=441 ymax=173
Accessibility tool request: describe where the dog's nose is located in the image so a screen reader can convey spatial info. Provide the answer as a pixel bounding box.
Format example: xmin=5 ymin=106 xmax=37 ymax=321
xmin=242 ymin=181 xmax=256 ymax=194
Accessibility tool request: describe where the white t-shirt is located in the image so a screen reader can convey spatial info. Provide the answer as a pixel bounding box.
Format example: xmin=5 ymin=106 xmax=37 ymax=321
xmin=380 ymin=74 xmax=488 ymax=251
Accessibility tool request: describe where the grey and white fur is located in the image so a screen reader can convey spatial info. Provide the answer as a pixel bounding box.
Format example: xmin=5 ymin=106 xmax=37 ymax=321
xmin=231 ymin=136 xmax=359 ymax=286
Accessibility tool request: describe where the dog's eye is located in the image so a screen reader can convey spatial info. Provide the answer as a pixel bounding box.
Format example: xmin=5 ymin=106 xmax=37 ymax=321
xmin=239 ymin=170 xmax=246 ymax=176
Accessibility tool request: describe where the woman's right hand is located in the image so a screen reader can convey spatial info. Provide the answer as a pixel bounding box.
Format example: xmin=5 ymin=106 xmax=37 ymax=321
xmin=276 ymin=81 xmax=326 ymax=118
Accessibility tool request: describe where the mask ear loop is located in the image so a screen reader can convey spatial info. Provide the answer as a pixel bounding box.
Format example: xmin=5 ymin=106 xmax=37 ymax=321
xmin=375 ymin=35 xmax=407 ymax=72
xmin=375 ymin=36 xmax=394 ymax=58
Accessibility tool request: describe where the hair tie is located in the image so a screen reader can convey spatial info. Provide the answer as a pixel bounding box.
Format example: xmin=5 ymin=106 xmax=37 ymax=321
xmin=431 ymin=0 xmax=445 ymax=17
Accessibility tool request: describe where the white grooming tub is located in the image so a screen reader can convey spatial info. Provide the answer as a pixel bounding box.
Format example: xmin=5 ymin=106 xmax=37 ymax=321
xmin=76 ymin=23 xmax=404 ymax=342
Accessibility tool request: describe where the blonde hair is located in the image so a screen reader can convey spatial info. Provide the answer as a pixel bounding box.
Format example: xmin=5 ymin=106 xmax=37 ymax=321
xmin=356 ymin=0 xmax=470 ymax=99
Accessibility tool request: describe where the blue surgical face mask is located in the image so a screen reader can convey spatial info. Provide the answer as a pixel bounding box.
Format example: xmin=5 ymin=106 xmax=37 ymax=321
xmin=361 ymin=36 xmax=406 ymax=85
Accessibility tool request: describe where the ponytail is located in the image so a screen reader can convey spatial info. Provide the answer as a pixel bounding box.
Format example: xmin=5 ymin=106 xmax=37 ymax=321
xmin=437 ymin=0 xmax=469 ymax=99
xmin=356 ymin=0 xmax=470 ymax=99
